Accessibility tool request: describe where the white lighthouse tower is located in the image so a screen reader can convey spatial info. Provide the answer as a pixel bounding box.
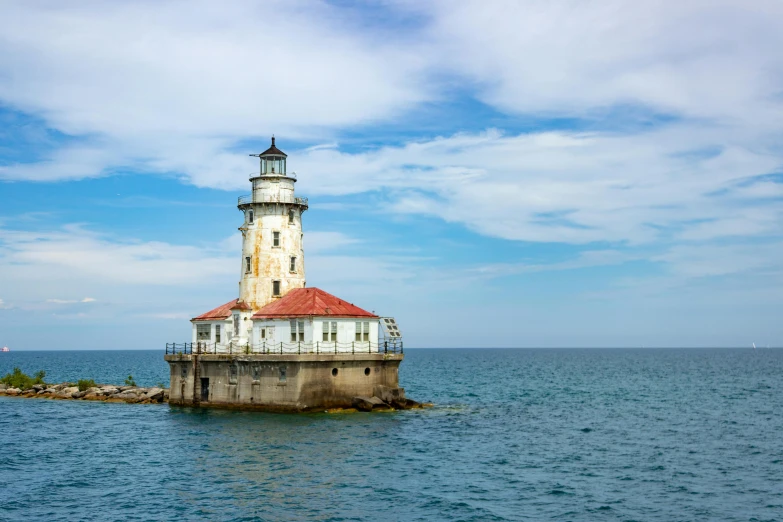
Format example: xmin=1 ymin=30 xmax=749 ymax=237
xmin=238 ymin=137 xmax=308 ymax=310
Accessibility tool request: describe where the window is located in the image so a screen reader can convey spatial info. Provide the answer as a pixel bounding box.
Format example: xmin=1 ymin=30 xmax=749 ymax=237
xmin=279 ymin=367 xmax=287 ymax=382
xmin=259 ymin=327 xmax=266 ymax=339
xmin=248 ymin=210 xmax=254 ymax=224
xmin=245 ymin=256 xmax=251 ymax=273
xmin=290 ymin=320 xmax=304 ymax=342
xmin=288 ymin=210 xmax=295 ymax=224
xmin=252 ymin=366 xmax=260 ymax=380
xmin=233 ymin=314 xmax=240 ymax=336
xmin=321 ymin=321 xmax=337 ymax=342
xmin=215 ymin=325 xmax=221 ymax=343
xmin=272 ymin=280 xmax=281 ymax=296
xmin=289 ymin=256 xmax=296 ymax=273
xmin=229 ymin=364 xmax=238 ymax=384
xmin=181 ymin=365 xmax=188 ymax=378
xmin=196 ymin=324 xmax=211 ymax=341
xmin=273 ymin=231 xmax=280 ymax=247
xmin=355 ymin=321 xmax=370 ymax=341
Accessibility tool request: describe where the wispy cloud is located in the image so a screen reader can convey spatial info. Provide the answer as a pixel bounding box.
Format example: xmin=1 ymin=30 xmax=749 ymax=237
xmin=46 ymin=297 xmax=97 ymax=304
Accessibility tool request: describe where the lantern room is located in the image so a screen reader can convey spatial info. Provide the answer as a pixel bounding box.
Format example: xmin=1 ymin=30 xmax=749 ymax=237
xmin=254 ymin=136 xmax=287 ymax=176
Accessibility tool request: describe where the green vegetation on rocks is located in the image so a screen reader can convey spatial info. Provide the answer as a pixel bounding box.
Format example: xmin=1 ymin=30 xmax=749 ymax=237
xmin=77 ymin=379 xmax=97 ymax=392
xmin=125 ymin=375 xmax=136 ymax=387
xmin=1 ymin=368 xmax=46 ymax=390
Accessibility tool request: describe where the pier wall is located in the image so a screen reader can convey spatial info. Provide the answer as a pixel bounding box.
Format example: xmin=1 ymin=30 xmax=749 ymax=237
xmin=165 ymin=353 xmax=404 ymax=411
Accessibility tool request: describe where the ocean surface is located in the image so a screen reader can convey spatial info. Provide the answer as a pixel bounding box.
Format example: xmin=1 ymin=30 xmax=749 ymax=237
xmin=1 ymin=348 xmax=782 ymax=521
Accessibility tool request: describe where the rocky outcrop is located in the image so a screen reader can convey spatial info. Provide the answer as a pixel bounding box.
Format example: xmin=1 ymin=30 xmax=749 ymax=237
xmin=0 ymin=382 xmax=170 ymax=404
xmin=351 ymin=395 xmax=428 ymax=412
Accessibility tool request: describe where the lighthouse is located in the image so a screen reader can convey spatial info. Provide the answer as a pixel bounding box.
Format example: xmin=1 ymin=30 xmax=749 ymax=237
xmin=164 ymin=138 xmax=407 ymax=411
xmin=238 ymin=137 xmax=307 ymax=311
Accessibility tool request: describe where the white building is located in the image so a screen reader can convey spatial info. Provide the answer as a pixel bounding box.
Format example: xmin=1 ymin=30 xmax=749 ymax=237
xmin=189 ymin=138 xmax=400 ymax=354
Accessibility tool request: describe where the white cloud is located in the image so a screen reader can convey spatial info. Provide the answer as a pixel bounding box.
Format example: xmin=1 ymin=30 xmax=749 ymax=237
xmin=423 ymin=0 xmax=783 ymax=125
xmin=0 ymin=2 xmax=780 ymax=252
xmin=0 ymin=0 xmax=430 ymax=183
xmin=0 ymin=225 xmax=236 ymax=287
xmin=45 ymin=297 xmax=98 ymax=304
xmin=290 ymin=128 xmax=782 ymax=245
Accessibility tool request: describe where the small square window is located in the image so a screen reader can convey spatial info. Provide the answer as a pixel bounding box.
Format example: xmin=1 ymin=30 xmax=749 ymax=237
xmin=273 ymin=231 xmax=280 ymax=247
xmin=272 ymin=280 xmax=281 ymax=296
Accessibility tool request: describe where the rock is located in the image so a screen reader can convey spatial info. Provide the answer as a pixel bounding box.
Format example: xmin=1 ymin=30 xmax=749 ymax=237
xmin=101 ymin=387 xmax=120 ymax=395
xmin=5 ymin=388 xmax=21 ymax=396
xmin=72 ymin=391 xmax=87 ymax=399
xmin=32 ymin=384 xmax=45 ymax=392
xmin=144 ymin=388 xmax=164 ymax=401
xmin=0 ymin=384 xmax=7 ymax=391
xmin=113 ymin=391 xmax=139 ymax=402
xmin=374 ymin=385 xmax=405 ymax=404
xmin=87 ymin=387 xmax=102 ymax=395
xmin=393 ymin=398 xmax=422 ymax=409
xmin=43 ymin=388 xmax=56 ymax=394
xmin=37 ymin=389 xmax=49 ymax=395
xmin=55 ymin=384 xmax=68 ymax=391
xmin=352 ymin=396 xmax=375 ymax=411
xmin=352 ymin=396 xmax=390 ymax=412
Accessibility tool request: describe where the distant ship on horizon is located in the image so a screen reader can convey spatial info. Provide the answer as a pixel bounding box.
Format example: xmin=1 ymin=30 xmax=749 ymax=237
xmin=1 ymin=346 xmax=9 ymax=352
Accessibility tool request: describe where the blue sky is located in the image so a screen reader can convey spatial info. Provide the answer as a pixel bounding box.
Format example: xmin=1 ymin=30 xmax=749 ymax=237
xmin=1 ymin=1 xmax=782 ymax=349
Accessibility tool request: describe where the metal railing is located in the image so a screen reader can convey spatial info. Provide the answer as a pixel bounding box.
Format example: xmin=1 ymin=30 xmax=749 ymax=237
xmin=237 ymin=194 xmax=308 ymax=207
xmin=165 ymin=340 xmax=403 ymax=356
xmin=248 ymin=171 xmax=296 ymax=180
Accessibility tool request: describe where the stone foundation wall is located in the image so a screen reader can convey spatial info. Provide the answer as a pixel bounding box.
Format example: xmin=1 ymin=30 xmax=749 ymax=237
xmin=165 ymin=353 xmax=404 ymax=411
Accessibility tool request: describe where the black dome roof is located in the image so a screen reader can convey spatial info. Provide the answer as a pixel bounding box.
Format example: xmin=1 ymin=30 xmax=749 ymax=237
xmin=260 ymin=137 xmax=287 ymax=157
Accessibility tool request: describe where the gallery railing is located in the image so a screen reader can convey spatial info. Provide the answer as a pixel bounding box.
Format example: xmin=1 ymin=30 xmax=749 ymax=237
xmin=165 ymin=339 xmax=403 ymax=356
xmin=237 ymin=194 xmax=309 ymax=206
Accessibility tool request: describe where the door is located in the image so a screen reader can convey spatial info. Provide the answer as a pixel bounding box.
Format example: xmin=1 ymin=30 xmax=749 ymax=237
xmin=200 ymin=378 xmax=209 ymax=401
xmin=266 ymin=326 xmax=275 ymax=345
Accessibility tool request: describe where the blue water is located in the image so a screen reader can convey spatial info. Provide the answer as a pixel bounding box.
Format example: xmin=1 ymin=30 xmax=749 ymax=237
xmin=1 ymin=348 xmax=782 ymax=521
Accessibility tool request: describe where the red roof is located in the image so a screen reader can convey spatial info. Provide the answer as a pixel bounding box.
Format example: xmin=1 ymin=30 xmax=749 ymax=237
xmin=192 ymin=299 xmax=239 ymax=321
xmin=230 ymin=300 xmax=252 ymax=311
xmin=251 ymin=288 xmax=377 ymax=319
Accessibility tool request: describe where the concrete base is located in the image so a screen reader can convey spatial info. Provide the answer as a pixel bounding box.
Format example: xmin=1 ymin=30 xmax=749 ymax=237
xmin=164 ymin=352 xmax=404 ymax=412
